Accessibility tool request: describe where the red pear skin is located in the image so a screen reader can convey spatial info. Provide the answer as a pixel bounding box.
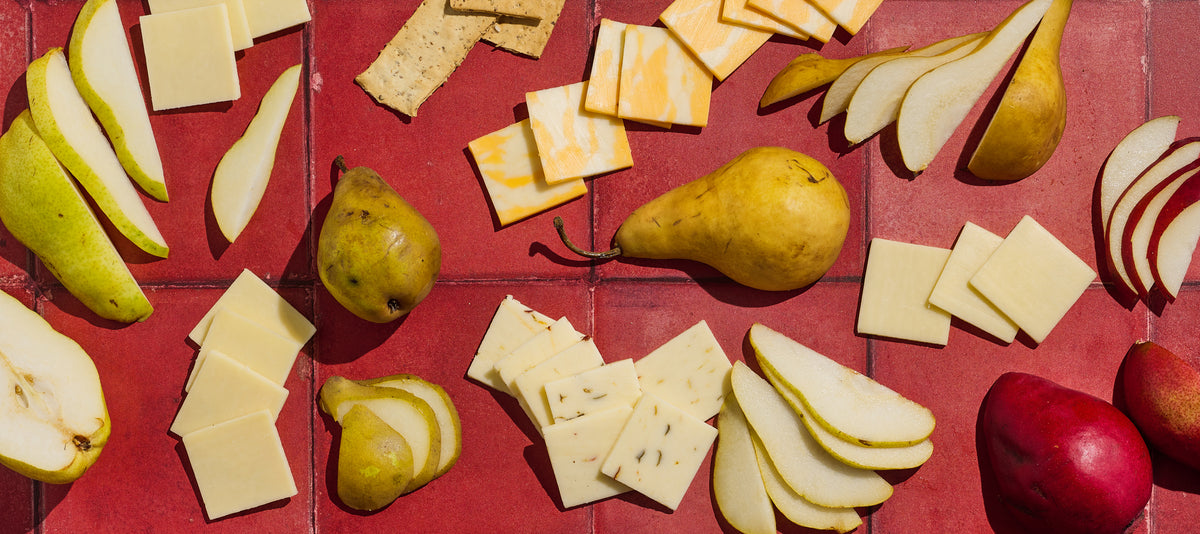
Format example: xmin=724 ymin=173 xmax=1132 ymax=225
xmin=1122 ymin=341 xmax=1200 ymax=470
xmin=980 ymin=372 xmax=1152 ymax=534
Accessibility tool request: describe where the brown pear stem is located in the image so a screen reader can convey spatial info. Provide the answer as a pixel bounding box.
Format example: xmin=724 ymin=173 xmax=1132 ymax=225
xmin=333 ymin=155 xmax=349 ymax=174
xmin=553 ymin=217 xmax=621 ymax=260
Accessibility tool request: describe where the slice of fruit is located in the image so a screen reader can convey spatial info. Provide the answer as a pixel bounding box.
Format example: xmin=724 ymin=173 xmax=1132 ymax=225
xmin=759 ymin=46 xmax=909 ymax=108
xmin=1099 ymin=116 xmax=1181 ymax=236
xmin=1120 ymin=161 xmax=1200 ymax=296
xmin=751 ymin=431 xmax=863 ymax=533
xmin=336 ymin=404 xmax=414 ymax=512
xmin=713 ymin=396 xmax=775 ymax=534
xmin=365 ymin=374 xmax=462 ymax=477
xmin=1149 ymin=171 xmax=1200 ymax=299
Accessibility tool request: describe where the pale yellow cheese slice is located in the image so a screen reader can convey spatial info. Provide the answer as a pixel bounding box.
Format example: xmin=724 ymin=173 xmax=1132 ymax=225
xmin=466 ymin=295 xmax=556 ymax=392
xmin=618 ymin=24 xmax=712 ymax=128
xmin=856 ymin=238 xmax=952 ymax=346
xmin=513 ymin=338 xmax=606 ymax=430
xmin=493 ymin=317 xmax=585 ymax=395
xmin=186 ymin=306 xmax=304 ymax=391
xmin=240 ymin=0 xmax=310 ymax=38
xmin=969 ymin=216 xmax=1096 ymax=344
xmin=182 ymin=410 xmax=297 ymax=520
xmin=467 ymin=119 xmax=588 ymax=226
xmin=543 ymin=405 xmax=633 ymax=508
xmin=719 ymin=0 xmax=809 ymax=40
xmin=544 ymin=358 xmax=642 ymax=423
xmin=147 ymin=0 xmax=253 ymax=50
xmin=659 ymin=0 xmax=773 ymax=82
xmin=928 ymin=222 xmax=1019 ymax=343
xmin=171 ymin=350 xmax=289 ymax=437
xmin=633 ymin=320 xmax=731 ymax=422
xmin=188 ymin=269 xmax=315 ymax=347
xmin=139 ymin=5 xmax=240 ymax=110
xmin=809 ymin=0 xmax=885 ymax=35
xmin=746 ymin=0 xmax=837 ymax=42
xmin=526 ymin=81 xmax=633 ymax=184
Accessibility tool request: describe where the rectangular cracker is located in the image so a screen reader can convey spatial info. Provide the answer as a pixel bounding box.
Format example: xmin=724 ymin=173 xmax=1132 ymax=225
xmin=449 ymin=0 xmax=542 ymax=19
xmin=482 ymin=0 xmax=565 ymax=58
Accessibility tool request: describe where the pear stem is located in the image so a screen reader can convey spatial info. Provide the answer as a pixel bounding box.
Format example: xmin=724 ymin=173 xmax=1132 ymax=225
xmin=333 ymin=155 xmax=349 ymax=174
xmin=553 ymin=217 xmax=621 ymax=260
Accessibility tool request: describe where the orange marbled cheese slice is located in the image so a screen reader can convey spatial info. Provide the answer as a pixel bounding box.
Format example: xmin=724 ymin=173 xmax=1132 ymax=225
xmin=526 ymin=81 xmax=634 ymax=184
xmin=659 ymin=0 xmax=773 ymax=82
xmin=467 ymin=120 xmax=587 ymax=226
xmin=746 ymin=0 xmax=837 ymax=42
xmin=809 ymin=0 xmax=885 ymax=35
xmin=617 ymin=24 xmax=712 ymax=128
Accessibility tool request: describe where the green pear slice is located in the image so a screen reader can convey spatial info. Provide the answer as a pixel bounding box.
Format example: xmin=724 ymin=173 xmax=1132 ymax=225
xmin=27 ymin=48 xmax=168 ymax=258
xmin=0 ymin=289 xmax=110 ymax=484
xmin=212 ymin=64 xmax=302 ymax=242
xmin=750 ymin=432 xmax=863 ymax=533
xmin=336 ymin=404 xmax=414 ymax=511
xmin=749 ymin=323 xmax=934 ymax=447
xmin=0 ymin=111 xmax=152 ymax=323
xmin=731 ymin=362 xmax=893 ymax=508
xmin=713 ymin=396 xmax=775 ymax=534
xmin=896 ymin=0 xmax=1053 ymax=173
xmin=69 ymin=0 xmax=167 ymax=202
xmin=364 ymin=374 xmax=462 ymax=478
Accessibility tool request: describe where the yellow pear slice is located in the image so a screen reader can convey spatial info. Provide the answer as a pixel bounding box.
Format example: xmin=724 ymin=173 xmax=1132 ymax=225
xmin=27 ymin=48 xmax=168 ymax=258
xmin=896 ymin=0 xmax=1053 ymax=173
xmin=751 ymin=432 xmax=863 ymax=533
xmin=713 ymin=396 xmax=775 ymax=534
xmin=1099 ymin=116 xmax=1181 ymax=236
xmin=759 ymin=46 xmax=909 ymax=108
xmin=211 ymin=64 xmax=302 ymax=242
xmin=364 ymin=374 xmax=462 ymax=478
xmin=69 ymin=0 xmax=167 ymax=201
xmin=731 ymin=362 xmax=893 ymax=508
xmin=749 ymin=323 xmax=934 ymax=447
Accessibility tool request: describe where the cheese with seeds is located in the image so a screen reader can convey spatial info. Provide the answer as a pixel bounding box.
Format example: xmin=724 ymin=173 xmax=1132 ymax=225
xmin=857 ymin=238 xmax=952 ymax=345
xmin=545 ymin=358 xmax=642 ymax=423
xmin=659 ymin=0 xmax=773 ymax=81
xmin=468 ymin=120 xmax=588 ymax=226
xmin=633 ymin=320 xmax=731 ymax=421
xmin=513 ymin=338 xmax=606 ymax=430
xmin=467 ymin=295 xmax=556 ymax=391
xmin=526 ymin=81 xmax=633 ymax=184
xmin=543 ymin=405 xmax=633 ymax=508
xmin=618 ymin=24 xmax=712 ymax=128
xmin=493 ymin=317 xmax=585 ymax=394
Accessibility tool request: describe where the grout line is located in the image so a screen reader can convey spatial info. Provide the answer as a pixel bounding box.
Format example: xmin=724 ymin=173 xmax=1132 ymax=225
xmin=301 ymin=9 xmax=318 ymax=533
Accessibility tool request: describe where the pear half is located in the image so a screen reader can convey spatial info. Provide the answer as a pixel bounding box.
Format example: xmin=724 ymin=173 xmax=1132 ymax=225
xmin=69 ymin=0 xmax=167 ymax=201
xmin=0 ymin=289 xmax=110 ymax=484
xmin=211 ymin=64 xmax=302 ymax=242
xmin=27 ymin=47 xmax=168 ymax=258
xmin=336 ymin=404 xmax=414 ymax=511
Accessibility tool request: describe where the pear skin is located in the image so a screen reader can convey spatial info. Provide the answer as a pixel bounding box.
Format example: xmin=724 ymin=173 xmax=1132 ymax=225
xmin=335 ymin=404 xmax=414 ymax=511
xmin=1121 ymin=341 xmax=1200 ymax=472
xmin=760 ymin=46 xmax=909 ymax=108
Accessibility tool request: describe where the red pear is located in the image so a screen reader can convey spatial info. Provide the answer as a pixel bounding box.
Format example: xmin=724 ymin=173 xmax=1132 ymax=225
xmin=1122 ymin=341 xmax=1200 ymax=470
xmin=980 ymin=372 xmax=1151 ymax=534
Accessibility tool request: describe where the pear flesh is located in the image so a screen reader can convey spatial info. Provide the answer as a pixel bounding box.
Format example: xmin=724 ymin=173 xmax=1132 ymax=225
xmin=0 ymin=111 xmax=152 ymax=323
xmin=335 ymin=404 xmax=414 ymax=511
xmin=759 ymin=46 xmax=909 ymax=108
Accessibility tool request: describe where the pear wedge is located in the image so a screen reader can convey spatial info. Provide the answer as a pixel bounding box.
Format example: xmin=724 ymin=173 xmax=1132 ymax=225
xmin=362 ymin=374 xmax=461 ymax=478
xmin=0 ymin=111 xmax=152 ymax=323
xmin=713 ymin=396 xmax=775 ymax=534
xmin=759 ymin=46 xmax=909 ymax=108
xmin=26 ymin=48 xmax=168 ymax=258
xmin=968 ymin=0 xmax=1072 ymax=181
xmin=212 ymin=64 xmax=302 ymax=242
xmin=751 ymin=432 xmax=863 ymax=533
xmin=896 ymin=0 xmax=1053 ymax=173
xmin=69 ymin=0 xmax=167 ymax=201
xmin=1099 ymin=116 xmax=1181 ymax=237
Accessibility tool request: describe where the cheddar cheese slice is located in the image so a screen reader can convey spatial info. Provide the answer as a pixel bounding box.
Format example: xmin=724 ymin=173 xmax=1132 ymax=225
xmin=809 ymin=0 xmax=885 ymax=35
xmin=584 ymin=19 xmax=628 ymax=116
xmin=468 ymin=120 xmax=588 ymax=226
xmin=139 ymin=5 xmax=240 ymax=110
xmin=720 ymin=0 xmax=809 ymax=40
xmin=182 ymin=410 xmax=297 ymax=520
xmin=856 ymin=238 xmax=952 ymax=346
xmin=659 ymin=0 xmax=773 ymax=81
xmin=188 ymin=269 xmax=315 ymax=346
xmin=746 ymin=0 xmax=837 ymax=42
xmin=618 ymin=24 xmax=712 ymax=128
xmin=186 ymin=306 xmax=303 ymax=391
xmin=526 ymin=81 xmax=633 ymax=184
xmin=147 ymin=0 xmax=254 ymax=50
xmin=171 ymin=350 xmax=289 ymax=437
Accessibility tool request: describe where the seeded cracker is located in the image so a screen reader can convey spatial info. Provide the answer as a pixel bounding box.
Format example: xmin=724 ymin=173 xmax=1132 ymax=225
xmin=355 ymin=0 xmax=495 ymax=117
xmin=449 ymin=0 xmax=543 ymax=20
xmin=482 ymin=0 xmax=565 ymax=59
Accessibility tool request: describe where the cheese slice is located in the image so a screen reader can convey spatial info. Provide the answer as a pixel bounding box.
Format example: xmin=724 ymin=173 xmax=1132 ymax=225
xmin=634 ymin=320 xmax=731 ymax=421
xmin=182 ymin=410 xmax=297 ymax=520
xmin=493 ymin=317 xmax=585 ymax=394
xmin=545 ymin=358 xmax=642 ymax=424
xmin=526 ymin=81 xmax=633 ymax=184
xmin=186 ymin=306 xmax=304 ymax=391
xmin=719 ymin=0 xmax=808 ymax=40
xmin=585 ymin=19 xmax=628 ymax=116
xmin=543 ymin=405 xmax=633 ymax=508
xmin=659 ymin=0 xmax=773 ymax=82
xmin=467 ymin=119 xmax=588 ymax=226
xmin=618 ymin=24 xmax=712 ymax=128
xmin=512 ymin=338 xmax=606 ymax=430
xmin=969 ymin=216 xmax=1096 ymax=344
xmin=745 ymin=0 xmax=837 ymax=42
xmin=928 ymin=222 xmax=1020 ymax=343
xmin=189 ymin=269 xmax=315 ymax=347
xmin=467 ymin=295 xmax=556 ymax=392
xmin=147 ymin=0 xmax=253 ymax=50
xmin=856 ymin=238 xmax=953 ymax=346
xmin=140 ymin=5 xmax=240 ymax=110
xmin=171 ymin=350 xmax=289 ymax=437
xmin=808 ymin=0 xmax=885 ymax=35
xmin=600 ymin=392 xmax=718 ymax=511
xmin=240 ymin=0 xmax=310 ymax=38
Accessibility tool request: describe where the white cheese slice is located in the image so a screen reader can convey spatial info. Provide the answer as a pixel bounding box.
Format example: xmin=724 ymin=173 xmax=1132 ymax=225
xmin=186 ymin=306 xmax=303 ymax=391
xmin=600 ymin=392 xmax=718 ymax=511
xmin=467 ymin=119 xmax=588 ymax=226
xmin=856 ymin=238 xmax=952 ymax=346
xmin=659 ymin=0 xmax=773 ymax=81
xmin=139 ymin=5 xmax=240 ymax=110
xmin=809 ymin=0 xmax=885 ymax=35
xmin=171 ymin=350 xmax=289 ymax=437
xmin=969 ymin=216 xmax=1096 ymax=344
xmin=467 ymin=295 xmax=556 ymax=392
xmin=720 ymin=0 xmax=809 ymax=39
xmin=182 ymin=410 xmax=297 ymax=520
xmin=928 ymin=222 xmax=1019 ymax=343
xmin=493 ymin=317 xmax=585 ymax=395
xmin=543 ymin=405 xmax=633 ymax=508
xmin=513 ymin=338 xmax=606 ymax=430
xmin=545 ymin=358 xmax=642 ymax=423
xmin=745 ymin=0 xmax=837 ymax=42
xmin=240 ymin=0 xmax=310 ymax=38
xmin=526 ymin=81 xmax=633 ymax=184
xmin=618 ymin=24 xmax=712 ymax=128
xmin=634 ymin=320 xmax=732 ymax=421
xmin=147 ymin=0 xmax=254 ymax=50
xmin=188 ymin=269 xmax=315 ymax=347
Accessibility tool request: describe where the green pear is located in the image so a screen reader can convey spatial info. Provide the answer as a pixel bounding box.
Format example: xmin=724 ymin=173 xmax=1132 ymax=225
xmin=362 ymin=374 xmax=462 ymax=478
xmin=335 ymin=404 xmax=414 ymax=511
xmin=317 ymin=157 xmax=441 ymax=322
xmin=0 ymin=111 xmax=152 ymax=322
xmin=555 ymin=146 xmax=849 ymax=291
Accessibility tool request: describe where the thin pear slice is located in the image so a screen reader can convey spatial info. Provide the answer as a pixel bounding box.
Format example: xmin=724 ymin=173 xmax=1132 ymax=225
xmin=751 ymin=432 xmax=863 ymax=533
xmin=364 ymin=374 xmax=461 ymax=478
xmin=749 ymin=323 xmax=934 ymax=447
xmin=1099 ymin=116 xmax=1181 ymax=236
xmin=820 ymin=32 xmax=985 ymax=125
xmin=761 ymin=362 xmax=933 ymax=470
xmin=212 ymin=64 xmax=302 ymax=242
xmin=0 ymin=111 xmax=152 ymax=323
xmin=896 ymin=0 xmax=1053 ymax=173
xmin=843 ymin=32 xmax=987 ymax=144
xmin=731 ymin=362 xmax=893 ymax=508
xmin=27 ymin=48 xmax=168 ymax=258
xmin=713 ymin=396 xmax=775 ymax=534
xmin=760 ymin=46 xmax=909 ymax=108
xmin=69 ymin=0 xmax=167 ymax=201
xmin=1120 ymin=161 xmax=1200 ymax=296
xmin=1149 ymin=172 xmax=1200 ymax=299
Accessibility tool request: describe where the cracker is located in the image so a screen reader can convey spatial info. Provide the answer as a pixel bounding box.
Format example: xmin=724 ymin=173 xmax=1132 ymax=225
xmin=449 ymin=0 xmax=542 ymax=20
xmin=355 ymin=0 xmax=495 ymax=117
xmin=482 ymin=0 xmax=565 ymax=58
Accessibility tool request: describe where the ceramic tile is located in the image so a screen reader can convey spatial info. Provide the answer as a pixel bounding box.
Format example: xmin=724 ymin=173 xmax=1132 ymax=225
xmin=0 ymin=1 xmax=28 ymax=282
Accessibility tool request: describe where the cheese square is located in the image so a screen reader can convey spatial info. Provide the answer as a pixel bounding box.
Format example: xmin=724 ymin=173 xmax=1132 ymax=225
xmin=745 ymin=0 xmax=837 ymax=42
xmin=584 ymin=19 xmax=628 ymax=116
xmin=526 ymin=81 xmax=633 ymax=184
xmin=512 ymin=338 xmax=606 ymax=430
xmin=147 ymin=0 xmax=254 ymax=50
xmin=659 ymin=0 xmax=773 ymax=82
xmin=808 ymin=0 xmax=886 ymax=35
xmin=544 ymin=405 xmax=633 ymax=508
xmin=240 ymin=0 xmax=310 ymax=38
xmin=186 ymin=306 xmax=304 ymax=391
xmin=634 ymin=320 xmax=731 ymax=422
xmin=720 ymin=0 xmax=808 ymax=39
xmin=618 ymin=24 xmax=712 ymax=128
xmin=493 ymin=317 xmax=585 ymax=395
xmin=182 ymin=410 xmax=297 ymax=520
xmin=857 ymin=238 xmax=953 ymax=346
xmin=171 ymin=350 xmax=289 ymax=437
xmin=468 ymin=119 xmax=588 ymax=226
xmin=189 ymin=269 xmax=315 ymax=347
xmin=467 ymin=295 xmax=556 ymax=391
xmin=969 ymin=216 xmax=1096 ymax=344
xmin=140 ymin=5 xmax=240 ymax=110
xmin=928 ymin=222 xmax=1020 ymax=343
xmin=600 ymin=393 xmax=717 ymax=511
xmin=545 ymin=359 xmax=642 ymax=424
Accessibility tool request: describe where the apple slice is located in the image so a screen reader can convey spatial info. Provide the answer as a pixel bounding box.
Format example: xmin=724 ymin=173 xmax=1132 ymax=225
xmin=364 ymin=374 xmax=462 ymax=478
xmin=896 ymin=0 xmax=1053 ymax=173
xmin=1149 ymin=171 xmax=1200 ymax=299
xmin=1120 ymin=161 xmax=1200 ymax=296
xmin=211 ymin=64 xmax=302 ymax=242
xmin=1099 ymin=116 xmax=1181 ymax=236
xmin=713 ymin=396 xmax=775 ymax=534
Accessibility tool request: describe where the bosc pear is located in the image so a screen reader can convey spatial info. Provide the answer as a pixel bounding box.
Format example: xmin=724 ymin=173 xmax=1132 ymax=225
xmin=555 ymin=147 xmax=849 ymax=292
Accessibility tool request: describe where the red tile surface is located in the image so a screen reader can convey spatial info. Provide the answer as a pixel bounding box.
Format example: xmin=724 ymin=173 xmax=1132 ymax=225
xmin=2 ymin=1 xmax=1200 ymax=533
